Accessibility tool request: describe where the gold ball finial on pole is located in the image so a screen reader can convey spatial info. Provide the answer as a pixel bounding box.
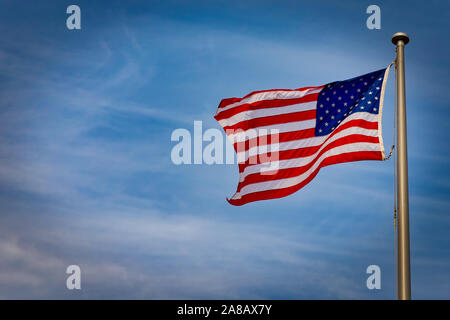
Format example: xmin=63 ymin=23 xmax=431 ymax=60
xmin=392 ymin=32 xmax=410 ymax=45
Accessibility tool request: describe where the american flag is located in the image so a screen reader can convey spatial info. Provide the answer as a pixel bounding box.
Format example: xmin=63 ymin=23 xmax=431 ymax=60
xmin=214 ymin=67 xmax=391 ymax=206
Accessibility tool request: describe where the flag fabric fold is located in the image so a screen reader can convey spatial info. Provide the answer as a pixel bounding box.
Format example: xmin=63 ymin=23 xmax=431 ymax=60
xmin=215 ymin=66 xmax=391 ymax=206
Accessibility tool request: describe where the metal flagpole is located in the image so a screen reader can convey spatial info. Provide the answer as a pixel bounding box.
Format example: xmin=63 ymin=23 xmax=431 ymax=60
xmin=391 ymin=32 xmax=411 ymax=300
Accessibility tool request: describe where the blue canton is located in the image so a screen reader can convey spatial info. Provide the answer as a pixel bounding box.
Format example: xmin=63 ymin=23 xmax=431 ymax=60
xmin=315 ymin=69 xmax=386 ymax=136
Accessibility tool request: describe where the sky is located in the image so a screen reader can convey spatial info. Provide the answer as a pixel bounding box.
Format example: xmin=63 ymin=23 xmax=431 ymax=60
xmin=0 ymin=0 xmax=449 ymax=299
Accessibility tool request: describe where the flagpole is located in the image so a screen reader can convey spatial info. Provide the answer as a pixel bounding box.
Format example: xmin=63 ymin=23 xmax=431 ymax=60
xmin=391 ymin=32 xmax=411 ymax=300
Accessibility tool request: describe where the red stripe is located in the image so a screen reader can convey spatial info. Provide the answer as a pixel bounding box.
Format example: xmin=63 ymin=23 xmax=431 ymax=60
xmin=218 ymin=86 xmax=323 ymax=109
xmin=227 ymin=151 xmax=382 ymax=206
xmin=244 ymin=134 xmax=378 ymax=167
xmin=222 ymin=109 xmax=316 ymax=132
xmin=236 ymin=135 xmax=380 ymax=191
xmin=233 ymin=128 xmax=316 ymax=158
xmin=215 ymin=93 xmax=319 ymax=121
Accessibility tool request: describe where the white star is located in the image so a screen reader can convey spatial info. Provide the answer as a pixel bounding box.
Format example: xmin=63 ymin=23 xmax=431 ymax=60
xmin=345 ymin=90 xmax=348 ymax=94
xmin=352 ymin=83 xmax=355 ymax=87
xmin=320 ymin=104 xmax=324 ymax=108
xmin=333 ymin=91 xmax=336 ymax=95
xmin=319 ymin=116 xmax=323 ymax=120
xmin=325 ymin=110 xmax=329 ymax=114
xmin=319 ymin=129 xmax=322 ymax=133
xmin=325 ymin=122 xmax=328 ymax=126
xmin=360 ymin=106 xmax=364 ymax=109
xmin=368 ymin=101 xmax=372 ymax=104
xmin=331 ymin=115 xmax=335 ymax=119
xmin=362 ymin=97 xmax=365 ymax=100
xmin=340 ymin=85 xmax=344 ymax=88
xmin=350 ymin=95 xmax=354 ymax=99
xmin=364 ymin=82 xmax=368 ymax=85
xmin=343 ymin=102 xmax=347 ymax=106
xmin=357 ymin=88 xmax=361 ymax=92
xmin=369 ymin=91 xmax=373 ymax=94
xmin=337 ymin=109 xmax=341 ymax=112
xmin=331 ymin=103 xmax=335 ymax=107
xmin=373 ymin=108 xmax=377 ymax=111
xmin=375 ymin=96 xmax=379 ymax=100
xmin=326 ymin=97 xmax=330 ymax=101
xmin=338 ymin=96 xmax=342 ymax=100
xmin=376 ymin=87 xmax=380 ymax=90
xmin=378 ymin=78 xmax=382 ymax=80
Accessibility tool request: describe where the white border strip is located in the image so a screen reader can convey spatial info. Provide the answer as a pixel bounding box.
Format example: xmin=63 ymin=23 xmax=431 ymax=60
xmin=378 ymin=64 xmax=392 ymax=160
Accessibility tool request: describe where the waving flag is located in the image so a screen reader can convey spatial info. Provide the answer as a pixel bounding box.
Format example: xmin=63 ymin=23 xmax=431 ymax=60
xmin=215 ymin=67 xmax=391 ymax=206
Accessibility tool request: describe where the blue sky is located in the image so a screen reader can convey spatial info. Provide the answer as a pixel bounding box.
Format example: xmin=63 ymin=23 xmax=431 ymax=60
xmin=0 ymin=0 xmax=449 ymax=299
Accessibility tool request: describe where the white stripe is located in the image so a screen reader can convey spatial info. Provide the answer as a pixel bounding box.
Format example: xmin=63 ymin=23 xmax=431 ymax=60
xmin=218 ymin=101 xmax=317 ymax=128
xmin=216 ymin=87 xmax=323 ymax=115
xmin=238 ymin=126 xmax=379 ymax=179
xmin=231 ymin=142 xmax=381 ymax=200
